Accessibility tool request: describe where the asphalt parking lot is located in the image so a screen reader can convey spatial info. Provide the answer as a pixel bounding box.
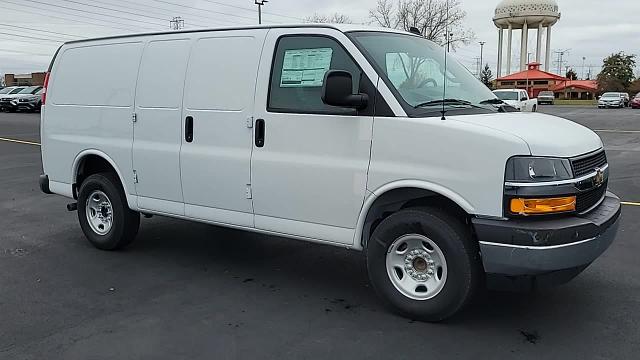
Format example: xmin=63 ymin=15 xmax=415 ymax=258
xmin=1 ymin=107 xmax=639 ymax=359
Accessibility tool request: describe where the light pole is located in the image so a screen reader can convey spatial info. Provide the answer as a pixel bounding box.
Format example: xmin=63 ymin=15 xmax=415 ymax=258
xmin=581 ymin=56 xmax=586 ymax=79
xmin=255 ymin=0 xmax=268 ymax=25
xmin=479 ymin=41 xmax=485 ymax=77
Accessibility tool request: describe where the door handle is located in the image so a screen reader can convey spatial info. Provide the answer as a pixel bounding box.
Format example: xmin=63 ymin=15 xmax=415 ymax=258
xmin=255 ymin=118 xmax=265 ymax=147
xmin=185 ymin=116 xmax=193 ymax=143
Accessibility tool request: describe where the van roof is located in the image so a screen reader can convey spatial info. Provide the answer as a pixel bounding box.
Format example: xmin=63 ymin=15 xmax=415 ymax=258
xmin=62 ymin=23 xmax=411 ymax=46
xmin=48 ymin=24 xmax=417 ymax=72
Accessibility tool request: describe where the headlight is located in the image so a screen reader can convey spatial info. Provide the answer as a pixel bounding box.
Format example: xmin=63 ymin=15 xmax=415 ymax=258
xmin=505 ymin=156 xmax=573 ymax=183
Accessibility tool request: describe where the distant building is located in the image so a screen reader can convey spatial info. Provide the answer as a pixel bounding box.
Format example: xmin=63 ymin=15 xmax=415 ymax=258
xmin=4 ymin=72 xmax=46 ymax=86
xmin=495 ymin=63 xmax=597 ymax=100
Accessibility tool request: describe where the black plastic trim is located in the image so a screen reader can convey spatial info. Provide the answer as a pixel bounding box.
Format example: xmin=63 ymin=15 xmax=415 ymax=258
xmin=473 ymin=193 xmax=620 ymax=247
xmin=39 ymin=174 xmax=52 ymax=194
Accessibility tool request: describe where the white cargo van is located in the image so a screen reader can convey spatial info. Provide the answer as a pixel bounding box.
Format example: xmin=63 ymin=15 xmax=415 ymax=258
xmin=40 ymin=24 xmax=620 ymax=321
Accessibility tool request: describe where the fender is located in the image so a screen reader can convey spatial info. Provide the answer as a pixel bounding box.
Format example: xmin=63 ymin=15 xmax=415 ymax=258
xmin=71 ymin=149 xmax=138 ymax=211
xmin=352 ymin=180 xmax=476 ymax=251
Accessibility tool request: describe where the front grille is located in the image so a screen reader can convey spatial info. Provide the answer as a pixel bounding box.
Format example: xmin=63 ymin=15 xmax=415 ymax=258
xmin=576 ymin=181 xmax=607 ymax=213
xmin=571 ymin=151 xmax=607 ymax=177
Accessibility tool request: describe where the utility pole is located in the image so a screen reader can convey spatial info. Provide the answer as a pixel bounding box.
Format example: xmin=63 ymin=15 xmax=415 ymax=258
xmin=479 ymin=41 xmax=485 ymax=76
xmin=554 ymin=49 xmax=570 ymax=75
xmin=255 ymin=0 xmax=268 ymax=25
xmin=444 ymin=32 xmax=453 ymax=52
xmin=581 ymin=56 xmax=586 ymax=79
xmin=169 ymin=16 xmax=184 ymax=30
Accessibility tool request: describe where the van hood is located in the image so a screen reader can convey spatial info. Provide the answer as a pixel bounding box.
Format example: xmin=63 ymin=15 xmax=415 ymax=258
xmin=450 ymin=112 xmax=603 ymax=157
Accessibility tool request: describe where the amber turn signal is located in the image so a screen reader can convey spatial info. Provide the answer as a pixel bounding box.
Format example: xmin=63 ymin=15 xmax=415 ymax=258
xmin=510 ymin=196 xmax=576 ymax=215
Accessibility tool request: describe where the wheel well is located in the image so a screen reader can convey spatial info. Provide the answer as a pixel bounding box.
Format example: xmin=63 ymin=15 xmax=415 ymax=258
xmin=361 ymin=188 xmax=471 ymax=248
xmin=73 ymin=155 xmax=118 ymax=198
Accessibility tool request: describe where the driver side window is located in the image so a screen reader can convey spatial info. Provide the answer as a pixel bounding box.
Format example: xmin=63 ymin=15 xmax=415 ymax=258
xmin=268 ymin=35 xmax=362 ymax=115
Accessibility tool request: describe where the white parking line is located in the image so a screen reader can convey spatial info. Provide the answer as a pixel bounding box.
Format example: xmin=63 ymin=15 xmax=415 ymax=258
xmin=595 ymin=129 xmax=640 ymax=134
xmin=0 ymin=137 xmax=40 ymax=146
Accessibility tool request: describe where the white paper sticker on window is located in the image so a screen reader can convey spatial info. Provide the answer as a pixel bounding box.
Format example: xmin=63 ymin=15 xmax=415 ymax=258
xmin=280 ymin=48 xmax=333 ymax=87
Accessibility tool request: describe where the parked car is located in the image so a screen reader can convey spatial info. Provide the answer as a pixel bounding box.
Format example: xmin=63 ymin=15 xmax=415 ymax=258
xmin=13 ymin=88 xmax=44 ymax=112
xmin=0 ymin=86 xmax=20 ymax=95
xmin=631 ymin=93 xmax=640 ymax=109
xmin=598 ymin=92 xmax=625 ymax=108
xmin=0 ymin=86 xmax=27 ymax=111
xmin=0 ymin=86 xmax=42 ymax=112
xmin=492 ymin=89 xmax=538 ymax=111
xmin=40 ymin=24 xmax=620 ymax=321
xmin=620 ymin=92 xmax=630 ymax=107
xmin=537 ymin=90 xmax=555 ymax=105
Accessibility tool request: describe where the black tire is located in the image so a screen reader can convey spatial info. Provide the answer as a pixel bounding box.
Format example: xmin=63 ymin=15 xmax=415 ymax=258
xmin=532 ymin=105 xmax=537 ymax=112
xmin=366 ymin=207 xmax=482 ymax=322
xmin=77 ymin=173 xmax=139 ymax=250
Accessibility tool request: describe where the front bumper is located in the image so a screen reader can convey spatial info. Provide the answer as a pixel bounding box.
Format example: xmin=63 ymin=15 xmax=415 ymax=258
xmin=473 ymin=192 xmax=620 ymax=279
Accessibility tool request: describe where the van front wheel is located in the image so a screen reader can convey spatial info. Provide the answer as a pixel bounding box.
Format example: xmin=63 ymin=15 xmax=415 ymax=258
xmin=77 ymin=173 xmax=140 ymax=250
xmin=366 ymin=207 xmax=481 ymax=321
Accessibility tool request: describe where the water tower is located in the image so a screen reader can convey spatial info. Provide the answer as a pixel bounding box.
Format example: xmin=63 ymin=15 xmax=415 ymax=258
xmin=493 ymin=0 xmax=561 ymax=76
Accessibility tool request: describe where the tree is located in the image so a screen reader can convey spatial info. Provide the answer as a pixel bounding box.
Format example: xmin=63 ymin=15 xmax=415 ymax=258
xmin=565 ymin=68 xmax=578 ymax=80
xmin=597 ymin=52 xmax=636 ymax=93
xmin=629 ymin=79 xmax=640 ymax=96
xmin=369 ymin=0 xmax=474 ymax=49
xmin=480 ymin=63 xmax=493 ymax=89
xmin=304 ymin=13 xmax=352 ymax=24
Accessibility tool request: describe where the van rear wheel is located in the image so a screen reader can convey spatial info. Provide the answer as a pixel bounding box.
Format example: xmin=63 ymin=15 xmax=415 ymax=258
xmin=366 ymin=207 xmax=482 ymax=321
xmin=77 ymin=173 xmax=139 ymax=250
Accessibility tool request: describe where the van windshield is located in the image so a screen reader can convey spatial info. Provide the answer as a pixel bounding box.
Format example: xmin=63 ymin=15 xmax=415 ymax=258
xmin=349 ymin=31 xmax=497 ymax=115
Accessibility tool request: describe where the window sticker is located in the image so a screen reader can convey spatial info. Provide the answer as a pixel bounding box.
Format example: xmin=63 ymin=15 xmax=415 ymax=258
xmin=280 ymin=48 xmax=333 ymax=87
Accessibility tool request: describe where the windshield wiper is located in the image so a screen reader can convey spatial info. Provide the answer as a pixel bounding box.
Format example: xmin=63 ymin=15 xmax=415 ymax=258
xmin=479 ymin=98 xmax=505 ymax=105
xmin=479 ymin=98 xmax=517 ymax=112
xmin=414 ymin=98 xmax=472 ymax=108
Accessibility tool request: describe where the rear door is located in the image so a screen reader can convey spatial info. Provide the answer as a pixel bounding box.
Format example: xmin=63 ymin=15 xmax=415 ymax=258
xmin=180 ymin=30 xmax=267 ymax=227
xmin=133 ymin=37 xmax=191 ymax=215
xmin=250 ymin=28 xmax=377 ymax=244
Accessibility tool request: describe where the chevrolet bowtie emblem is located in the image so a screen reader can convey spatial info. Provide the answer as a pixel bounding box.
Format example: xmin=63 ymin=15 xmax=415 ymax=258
xmin=594 ymin=167 xmax=605 ymax=187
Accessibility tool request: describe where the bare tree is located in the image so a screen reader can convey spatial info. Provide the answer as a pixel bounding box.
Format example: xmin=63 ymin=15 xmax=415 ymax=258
xmin=369 ymin=0 xmax=474 ymax=49
xmin=305 ymin=13 xmax=353 ymax=24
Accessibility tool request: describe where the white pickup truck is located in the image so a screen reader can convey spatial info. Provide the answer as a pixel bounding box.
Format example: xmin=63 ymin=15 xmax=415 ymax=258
xmin=493 ymin=89 xmax=538 ymax=112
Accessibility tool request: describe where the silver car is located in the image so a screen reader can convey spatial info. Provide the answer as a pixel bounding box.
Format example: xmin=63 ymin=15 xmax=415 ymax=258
xmin=598 ymin=92 xmax=624 ymax=108
xmin=537 ymin=90 xmax=555 ymax=105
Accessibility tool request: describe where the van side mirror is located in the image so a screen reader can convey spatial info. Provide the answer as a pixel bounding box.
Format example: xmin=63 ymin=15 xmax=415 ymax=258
xmin=322 ymin=70 xmax=368 ymax=109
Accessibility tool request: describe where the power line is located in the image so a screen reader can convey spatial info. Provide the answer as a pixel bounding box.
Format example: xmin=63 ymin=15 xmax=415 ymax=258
xmin=148 ymin=0 xmax=270 ymax=24
xmin=22 ymin=0 xmax=166 ymax=29
xmin=0 ymin=31 xmax=64 ymax=43
xmin=61 ymin=0 xmax=171 ymax=23
xmin=0 ymin=23 xmax=83 ymax=40
xmin=0 ymin=47 xmax=54 ymax=56
xmin=99 ymin=0 xmax=218 ymax=27
xmin=0 ymin=2 xmax=148 ymax=33
xmin=100 ymin=0 xmax=246 ymax=27
xmin=199 ymin=0 xmax=304 ymax=21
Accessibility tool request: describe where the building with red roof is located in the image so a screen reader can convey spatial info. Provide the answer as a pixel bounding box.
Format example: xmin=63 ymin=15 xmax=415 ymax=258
xmin=496 ymin=63 xmax=598 ymax=100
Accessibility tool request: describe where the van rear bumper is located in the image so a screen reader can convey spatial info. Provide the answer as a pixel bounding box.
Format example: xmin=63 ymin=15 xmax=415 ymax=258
xmin=472 ymin=192 xmax=620 ymax=283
